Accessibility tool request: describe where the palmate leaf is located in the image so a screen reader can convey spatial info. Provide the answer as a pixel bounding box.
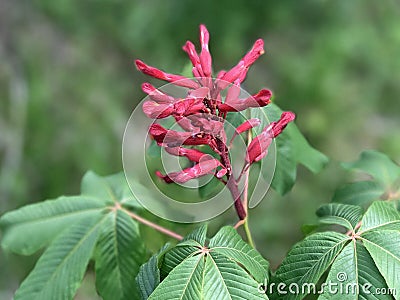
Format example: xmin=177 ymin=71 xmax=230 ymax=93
xmin=252 ymin=103 xmax=328 ymax=195
xmin=359 ymin=201 xmax=400 ymax=232
xmin=209 ymin=226 xmax=270 ymax=283
xmin=161 ymin=225 xmax=208 ymax=277
xmin=0 ymin=196 xmax=105 ymax=255
xmin=319 ymin=241 xmax=391 ymax=300
xmin=316 ymin=203 xmax=363 ymax=230
xmin=136 ymin=244 xmax=170 ymax=299
xmin=332 ymin=181 xmax=384 ymax=206
xmin=273 ymin=201 xmax=400 ymax=300
xmin=149 ymin=226 xmax=269 ymax=300
xmin=14 ymin=216 xmax=103 ymax=300
xmin=81 ymin=171 xmax=142 ymax=209
xmin=336 ymin=151 xmax=400 ymax=207
xmin=271 ymin=232 xmax=350 ymax=300
xmin=342 ymin=150 xmax=400 ymax=188
xmin=95 ymin=210 xmax=146 ymax=300
xmin=0 ymin=170 xmax=147 ymax=300
xmin=361 ymin=231 xmax=400 ymax=298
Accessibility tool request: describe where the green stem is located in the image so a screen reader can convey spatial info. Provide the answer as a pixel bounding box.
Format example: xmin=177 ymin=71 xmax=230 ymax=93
xmin=242 ymin=109 xmax=255 ymax=247
xmin=243 ymin=218 xmax=255 ymax=248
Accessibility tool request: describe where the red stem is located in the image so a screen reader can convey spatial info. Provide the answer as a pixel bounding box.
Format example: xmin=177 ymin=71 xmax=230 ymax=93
xmin=216 ymin=137 xmax=246 ymax=220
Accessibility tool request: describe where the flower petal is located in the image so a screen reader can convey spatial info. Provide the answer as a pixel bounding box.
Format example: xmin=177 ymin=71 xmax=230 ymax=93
xmin=199 ymin=24 xmax=212 ymax=77
xmin=218 ymin=89 xmax=272 ymax=112
xmin=245 ymin=132 xmax=272 ymax=165
xmin=156 ymin=157 xmax=221 ymax=184
xmin=265 ymin=111 xmax=296 ymax=138
xmin=135 ymin=59 xmax=200 ymax=89
xmin=142 ymin=83 xmax=175 ymax=103
xmin=165 ymin=147 xmax=207 ymax=162
xmin=142 ymin=101 xmax=174 ymax=119
xmin=219 ymin=39 xmax=265 ymax=87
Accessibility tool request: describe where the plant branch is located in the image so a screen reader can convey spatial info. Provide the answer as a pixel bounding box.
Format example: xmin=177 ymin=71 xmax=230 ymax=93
xmin=115 ymin=204 xmax=183 ymax=240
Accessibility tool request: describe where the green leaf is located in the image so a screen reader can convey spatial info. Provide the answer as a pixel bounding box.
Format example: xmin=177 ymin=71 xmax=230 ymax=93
xmin=361 ymin=230 xmax=400 ymax=299
xmin=332 ymin=181 xmax=384 ymax=207
xmin=342 ymin=150 xmax=400 ymax=188
xmin=81 ymin=171 xmax=141 ymax=208
xmin=209 ymin=226 xmax=269 ymax=283
xmin=271 ymin=130 xmax=297 ymax=195
xmin=203 ymin=254 xmax=268 ymax=299
xmin=95 ymin=210 xmax=146 ymax=300
xmin=319 ymin=241 xmax=391 ymax=300
xmin=0 ymin=196 xmax=104 ymax=255
xmin=225 ymin=111 xmax=246 ymax=129
xmin=161 ymin=225 xmax=208 ymax=277
xmin=198 ymin=177 xmax=223 ymax=199
xmin=161 ymin=243 xmax=201 ymax=277
xmin=154 ymin=226 xmax=269 ymax=299
xmin=274 ymin=200 xmax=400 ymax=299
xmin=150 ymin=255 xmax=205 ymax=300
xmin=359 ymin=201 xmax=400 ymax=233
xmin=1 ymin=171 xmax=148 ymax=300
xmin=136 ymin=244 xmax=170 ymax=300
xmin=183 ymin=224 xmax=208 ymax=244
xmin=316 ymin=203 xmax=363 ymax=230
xmin=272 ymin=232 xmax=349 ymax=300
xmin=252 ymin=103 xmax=328 ymax=195
xmin=14 ymin=216 xmax=103 ymax=300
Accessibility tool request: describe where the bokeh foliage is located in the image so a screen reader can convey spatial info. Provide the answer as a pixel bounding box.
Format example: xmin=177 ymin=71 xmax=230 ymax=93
xmin=1 ymin=0 xmax=400 ymax=298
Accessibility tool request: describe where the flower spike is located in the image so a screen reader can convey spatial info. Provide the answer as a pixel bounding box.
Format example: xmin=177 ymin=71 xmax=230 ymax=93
xmin=136 ymin=24 xmax=295 ymax=222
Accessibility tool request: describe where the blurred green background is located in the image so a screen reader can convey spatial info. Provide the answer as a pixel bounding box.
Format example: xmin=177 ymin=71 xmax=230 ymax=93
xmin=1 ymin=0 xmax=400 ymax=298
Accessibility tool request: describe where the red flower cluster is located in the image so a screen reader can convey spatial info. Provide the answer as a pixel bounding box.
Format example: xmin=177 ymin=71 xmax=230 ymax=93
xmin=135 ymin=25 xmax=295 ymax=220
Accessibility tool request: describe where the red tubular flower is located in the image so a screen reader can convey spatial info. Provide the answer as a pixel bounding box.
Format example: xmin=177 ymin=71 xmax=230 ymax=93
xmin=142 ymin=83 xmax=175 ymax=103
xmin=182 ymin=41 xmax=205 ymax=80
xmin=217 ymin=61 xmax=245 ymax=90
xmin=142 ymin=101 xmax=174 ymax=119
xmin=236 ymin=118 xmax=261 ymax=135
xmin=251 ymin=89 xmax=272 ymax=106
xmin=149 ymin=123 xmax=215 ymax=148
xmin=225 ymin=83 xmax=241 ymax=104
xmin=182 ymin=41 xmax=200 ymax=67
xmin=245 ymin=131 xmax=273 ymax=165
xmin=243 ymin=39 xmax=265 ymax=67
xmin=266 ymin=111 xmax=296 ymax=138
xmin=156 ymin=157 xmax=225 ymax=184
xmin=217 ymin=39 xmax=265 ymax=89
xmin=218 ymin=89 xmax=272 ymax=112
xmin=149 ymin=124 xmax=191 ymax=145
xmin=144 ymin=87 xmax=209 ymax=118
xmin=165 ymin=146 xmax=207 ymax=162
xmin=230 ymin=118 xmax=261 ymax=144
xmin=135 ymin=60 xmax=200 ymax=89
xmin=173 ymin=87 xmax=209 ymax=115
xmin=245 ymin=111 xmax=295 ymax=165
xmin=174 ymin=98 xmax=204 ymax=116
xmin=199 ymin=24 xmax=212 ymax=77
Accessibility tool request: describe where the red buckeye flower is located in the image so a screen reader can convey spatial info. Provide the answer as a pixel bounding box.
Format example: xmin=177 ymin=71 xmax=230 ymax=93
xmin=246 ymin=112 xmax=295 ymax=165
xmin=136 ymin=24 xmax=295 ymax=220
